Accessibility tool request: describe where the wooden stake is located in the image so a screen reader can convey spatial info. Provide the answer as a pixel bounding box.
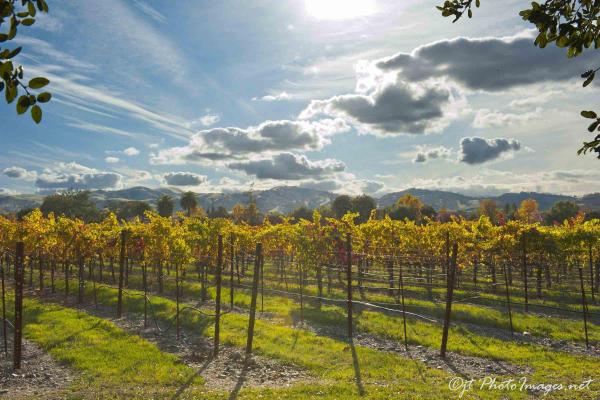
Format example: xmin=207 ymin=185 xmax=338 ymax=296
xmin=503 ymin=263 xmax=514 ymax=336
xmin=14 ymin=242 xmax=24 ymax=370
xmin=214 ymin=235 xmax=223 ymax=356
xmin=230 ymin=235 xmax=235 ymax=309
xmin=440 ymin=242 xmax=458 ymax=358
xmin=578 ymin=267 xmax=590 ymax=349
xmin=1 ymin=259 xmax=7 ymax=356
xmin=245 ymin=243 xmax=262 ymax=358
xmin=346 ymin=233 xmax=353 ymax=339
xmin=117 ymin=230 xmax=126 ymax=318
xmin=398 ymin=255 xmax=408 ymax=351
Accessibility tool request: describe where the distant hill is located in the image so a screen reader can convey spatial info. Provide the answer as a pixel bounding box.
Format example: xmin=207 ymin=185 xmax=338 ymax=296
xmin=1 ymin=186 xmax=599 ymax=215
xmin=196 ymin=186 xmax=335 ymax=214
xmin=579 ymin=193 xmax=600 ymax=210
xmin=489 ymin=192 xmax=575 ymax=211
xmin=0 ymin=193 xmax=43 ymax=213
xmin=378 ymin=189 xmax=478 ymax=210
xmin=90 ymin=186 xmax=183 ymax=209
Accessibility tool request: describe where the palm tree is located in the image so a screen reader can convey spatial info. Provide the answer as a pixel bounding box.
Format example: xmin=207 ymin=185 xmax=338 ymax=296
xmin=180 ymin=191 xmax=198 ymax=217
xmin=157 ymin=195 xmax=174 ymax=218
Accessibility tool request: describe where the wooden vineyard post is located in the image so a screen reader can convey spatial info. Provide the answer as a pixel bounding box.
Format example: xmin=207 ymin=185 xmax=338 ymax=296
xmin=50 ymin=260 xmax=55 ymax=294
xmin=117 ymin=230 xmax=127 ymax=318
xmin=387 ymin=256 xmax=394 ymax=297
xmin=14 ymin=242 xmax=24 ymax=370
xmin=38 ymin=258 xmax=43 ymax=291
xmin=1 ymin=259 xmax=7 ymax=356
xmin=64 ymin=262 xmax=70 ymax=302
xmin=346 ymin=233 xmax=353 ymax=340
xmin=299 ymin=268 xmax=304 ymax=323
xmin=503 ymin=263 xmax=514 ymax=336
xmin=230 ymin=235 xmax=235 ymax=309
xmin=589 ymin=242 xmax=595 ymax=302
xmin=440 ymin=242 xmax=458 ymax=358
xmin=398 ymin=255 xmax=408 ymax=351
xmin=78 ymin=254 xmax=85 ymax=304
xmin=444 ymin=231 xmax=450 ymax=276
xmin=260 ymin=248 xmax=264 ymax=313
xmin=142 ymin=258 xmax=148 ymax=328
xmin=245 ymin=243 xmax=262 ymax=359
xmin=176 ymin=262 xmax=180 ymax=341
xmin=214 ymin=235 xmax=223 ymax=356
xmin=522 ymin=236 xmax=528 ymax=313
xmin=578 ymin=267 xmax=590 ymax=348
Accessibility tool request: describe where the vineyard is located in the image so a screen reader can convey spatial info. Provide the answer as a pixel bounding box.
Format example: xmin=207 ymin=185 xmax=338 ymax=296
xmin=0 ymin=210 xmax=599 ymax=399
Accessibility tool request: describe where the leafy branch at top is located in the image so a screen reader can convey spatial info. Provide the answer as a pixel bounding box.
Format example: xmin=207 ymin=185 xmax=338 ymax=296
xmin=437 ymin=1 xmax=600 ymax=158
xmin=0 ymin=0 xmax=51 ymax=124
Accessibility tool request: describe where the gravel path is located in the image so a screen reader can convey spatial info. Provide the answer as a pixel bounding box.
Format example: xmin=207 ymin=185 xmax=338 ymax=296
xmin=0 ymin=338 xmax=74 ymax=399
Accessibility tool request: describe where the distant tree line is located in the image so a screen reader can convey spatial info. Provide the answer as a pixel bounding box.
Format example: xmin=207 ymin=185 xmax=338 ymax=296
xmin=9 ymin=189 xmax=595 ymax=226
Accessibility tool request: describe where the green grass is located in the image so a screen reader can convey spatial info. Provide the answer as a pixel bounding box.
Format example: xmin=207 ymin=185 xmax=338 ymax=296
xmin=52 ymin=280 xmax=600 ymax=399
xmin=18 ymin=267 xmax=600 ymax=399
xmin=14 ymin=297 xmax=203 ymax=399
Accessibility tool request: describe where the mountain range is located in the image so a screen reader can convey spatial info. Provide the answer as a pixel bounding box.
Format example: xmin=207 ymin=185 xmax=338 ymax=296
xmin=0 ymin=186 xmax=599 ymax=215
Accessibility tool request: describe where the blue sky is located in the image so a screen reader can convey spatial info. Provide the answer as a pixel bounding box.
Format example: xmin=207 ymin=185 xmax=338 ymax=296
xmin=1 ymin=0 xmax=599 ymax=197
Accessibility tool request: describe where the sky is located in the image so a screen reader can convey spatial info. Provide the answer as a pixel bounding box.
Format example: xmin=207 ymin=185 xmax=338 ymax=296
xmin=1 ymin=0 xmax=600 ymax=198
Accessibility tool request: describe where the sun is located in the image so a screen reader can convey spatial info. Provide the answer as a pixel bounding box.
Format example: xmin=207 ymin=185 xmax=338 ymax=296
xmin=305 ymin=0 xmax=377 ymax=20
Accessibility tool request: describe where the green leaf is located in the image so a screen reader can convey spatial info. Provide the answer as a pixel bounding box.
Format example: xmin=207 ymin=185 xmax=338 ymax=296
xmin=588 ymin=121 xmax=599 ymax=133
xmin=21 ymin=18 xmax=35 ymax=26
xmin=5 ymin=84 xmax=17 ymax=104
xmin=28 ymin=77 xmax=49 ymax=89
xmin=7 ymin=47 xmax=22 ymax=59
xmin=0 ymin=34 xmax=7 ymax=43
xmin=581 ymin=111 xmax=597 ymax=119
xmin=16 ymin=95 xmax=29 ymax=115
xmin=37 ymin=92 xmax=51 ymax=103
xmin=557 ymin=36 xmax=569 ymax=47
xmin=31 ymin=105 xmax=42 ymax=124
xmin=28 ymin=1 xmax=37 ymax=17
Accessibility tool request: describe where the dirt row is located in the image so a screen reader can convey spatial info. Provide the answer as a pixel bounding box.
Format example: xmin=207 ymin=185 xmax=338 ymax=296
xmin=0 ymin=337 xmax=74 ymax=399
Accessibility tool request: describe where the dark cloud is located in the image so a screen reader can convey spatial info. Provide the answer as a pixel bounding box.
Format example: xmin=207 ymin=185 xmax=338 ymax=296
xmin=301 ymin=80 xmax=451 ymax=135
xmin=228 ymin=153 xmax=345 ymax=180
xmin=459 ymin=137 xmax=522 ymax=164
xmin=152 ymin=119 xmax=349 ymax=165
xmin=163 ymin=172 xmax=207 ymax=186
xmin=3 ymin=167 xmax=36 ymax=180
xmin=35 ymin=172 xmax=122 ymax=190
xmin=376 ymin=33 xmax=594 ymax=91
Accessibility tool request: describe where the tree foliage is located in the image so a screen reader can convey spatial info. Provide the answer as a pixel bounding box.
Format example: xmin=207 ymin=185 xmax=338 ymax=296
xmin=1 ymin=0 xmax=51 ymax=123
xmin=157 ymin=195 xmax=174 ymax=218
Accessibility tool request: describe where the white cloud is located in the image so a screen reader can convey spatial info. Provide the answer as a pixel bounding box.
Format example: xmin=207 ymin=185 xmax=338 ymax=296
xmin=105 ymin=157 xmax=120 ymax=164
xmin=473 ymin=108 xmax=541 ymax=128
xmin=300 ymin=77 xmax=458 ymax=136
xmin=123 ymin=147 xmax=140 ymax=156
xmin=2 ymin=167 xmax=38 ymax=181
xmin=200 ymin=113 xmax=220 ymax=127
xmin=0 ymin=188 xmax=19 ymax=195
xmin=252 ymin=92 xmax=293 ymax=102
xmin=151 ymin=118 xmax=350 ymax=165
xmin=34 ymin=162 xmax=123 ymax=191
xmin=163 ymin=172 xmax=207 ymax=186
xmin=413 ymin=146 xmax=454 ymax=163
